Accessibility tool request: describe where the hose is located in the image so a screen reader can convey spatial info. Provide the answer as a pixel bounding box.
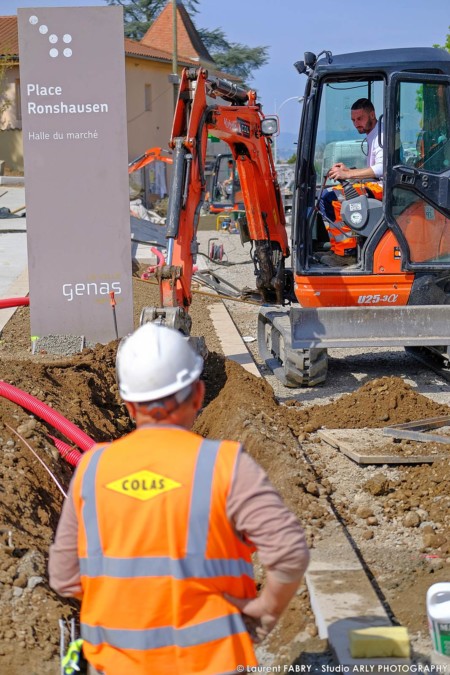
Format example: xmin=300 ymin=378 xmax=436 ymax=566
xmin=48 ymin=434 xmax=83 ymax=467
xmin=0 ymin=381 xmax=96 ymax=451
xmin=0 ymin=297 xmax=29 ymax=309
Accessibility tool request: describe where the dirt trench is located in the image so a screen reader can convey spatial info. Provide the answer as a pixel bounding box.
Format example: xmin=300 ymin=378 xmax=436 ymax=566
xmin=0 ymin=279 xmax=449 ymax=672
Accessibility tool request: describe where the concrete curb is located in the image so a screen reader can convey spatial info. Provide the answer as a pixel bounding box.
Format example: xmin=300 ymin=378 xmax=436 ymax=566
xmin=306 ymin=520 xmax=410 ymax=668
xmin=208 ymin=303 xmax=260 ymax=377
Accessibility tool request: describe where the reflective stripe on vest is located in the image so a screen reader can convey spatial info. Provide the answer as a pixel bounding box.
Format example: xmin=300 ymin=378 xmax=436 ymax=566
xmin=82 ymin=613 xmax=245 ymax=650
xmin=79 ymin=439 xmax=253 ymax=580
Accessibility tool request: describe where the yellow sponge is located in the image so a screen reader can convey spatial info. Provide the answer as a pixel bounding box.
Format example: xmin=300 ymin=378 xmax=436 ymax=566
xmin=349 ymin=626 xmax=410 ymax=659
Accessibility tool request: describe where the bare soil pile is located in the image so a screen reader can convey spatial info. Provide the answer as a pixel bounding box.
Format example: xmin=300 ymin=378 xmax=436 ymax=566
xmin=0 ymin=284 xmax=449 ymax=671
xmin=285 ymin=375 xmax=450 ymax=431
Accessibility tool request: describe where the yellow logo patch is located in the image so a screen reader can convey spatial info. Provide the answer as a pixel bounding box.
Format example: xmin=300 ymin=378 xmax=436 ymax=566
xmin=105 ymin=470 xmax=182 ymax=501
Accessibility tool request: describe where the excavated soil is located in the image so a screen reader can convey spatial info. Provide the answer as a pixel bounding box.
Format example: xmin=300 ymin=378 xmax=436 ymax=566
xmin=0 ymin=277 xmax=449 ymax=672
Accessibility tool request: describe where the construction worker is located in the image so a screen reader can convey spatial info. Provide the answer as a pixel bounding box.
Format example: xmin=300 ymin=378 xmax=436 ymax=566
xmin=49 ymin=323 xmax=310 ymax=675
xmin=320 ymin=98 xmax=383 ymax=267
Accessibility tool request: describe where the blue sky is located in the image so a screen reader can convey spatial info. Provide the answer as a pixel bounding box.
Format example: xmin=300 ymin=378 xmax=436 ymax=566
xmin=3 ymin=0 xmax=450 ymax=136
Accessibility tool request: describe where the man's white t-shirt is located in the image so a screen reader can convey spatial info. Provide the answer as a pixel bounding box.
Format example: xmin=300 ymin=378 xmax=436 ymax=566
xmin=366 ymin=121 xmax=383 ymax=178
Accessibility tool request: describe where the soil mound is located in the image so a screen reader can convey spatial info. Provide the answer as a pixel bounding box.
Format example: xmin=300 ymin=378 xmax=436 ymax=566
xmin=286 ymin=376 xmax=450 ymax=433
xmin=194 ymin=359 xmax=331 ymax=526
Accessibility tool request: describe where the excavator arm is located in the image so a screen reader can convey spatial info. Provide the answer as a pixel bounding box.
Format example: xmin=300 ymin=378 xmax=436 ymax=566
xmin=151 ymin=67 xmax=289 ymax=331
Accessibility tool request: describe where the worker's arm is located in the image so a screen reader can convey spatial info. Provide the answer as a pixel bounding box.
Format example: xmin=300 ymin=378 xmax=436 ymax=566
xmin=328 ymin=162 xmax=377 ymax=181
xmin=48 ymin=480 xmax=83 ymax=599
xmin=226 ymin=573 xmax=300 ymax=641
xmin=226 ymin=452 xmax=310 ymax=640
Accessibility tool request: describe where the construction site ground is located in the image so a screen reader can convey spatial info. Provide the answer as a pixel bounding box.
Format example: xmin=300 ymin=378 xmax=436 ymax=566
xmin=0 ymin=219 xmax=449 ymax=673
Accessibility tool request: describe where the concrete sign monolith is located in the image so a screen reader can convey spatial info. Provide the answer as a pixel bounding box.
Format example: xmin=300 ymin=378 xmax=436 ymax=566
xmin=18 ymin=6 xmax=133 ymax=344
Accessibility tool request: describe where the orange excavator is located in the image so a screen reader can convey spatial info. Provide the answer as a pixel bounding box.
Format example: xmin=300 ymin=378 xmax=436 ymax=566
xmin=128 ymin=146 xmax=173 ymax=174
xmin=141 ymin=48 xmax=450 ymax=386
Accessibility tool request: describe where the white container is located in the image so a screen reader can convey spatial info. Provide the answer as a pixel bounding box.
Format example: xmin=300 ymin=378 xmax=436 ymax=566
xmin=427 ymin=583 xmax=450 ymax=658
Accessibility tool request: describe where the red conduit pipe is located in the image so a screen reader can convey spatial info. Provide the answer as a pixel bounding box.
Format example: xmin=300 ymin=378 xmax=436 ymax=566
xmin=151 ymin=246 xmax=166 ymax=266
xmin=141 ymin=246 xmax=198 ymax=280
xmin=49 ymin=434 xmax=83 ymax=467
xmin=0 ymin=381 xmax=96 ymax=451
xmin=0 ymin=297 xmax=29 ymax=309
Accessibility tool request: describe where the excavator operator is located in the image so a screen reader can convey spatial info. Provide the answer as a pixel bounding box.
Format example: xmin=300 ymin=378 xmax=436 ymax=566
xmin=319 ymin=98 xmax=383 ymax=267
xmin=220 ymin=158 xmax=236 ymax=198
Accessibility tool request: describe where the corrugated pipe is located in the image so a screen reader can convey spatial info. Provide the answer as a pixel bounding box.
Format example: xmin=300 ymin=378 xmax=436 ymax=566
xmin=48 ymin=434 xmax=83 ymax=467
xmin=0 ymin=297 xmax=29 ymax=309
xmin=0 ymin=381 xmax=96 ymax=451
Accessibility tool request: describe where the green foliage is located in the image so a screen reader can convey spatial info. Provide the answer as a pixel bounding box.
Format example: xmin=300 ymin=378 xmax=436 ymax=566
xmin=434 ymin=26 xmax=450 ymax=52
xmin=286 ymin=153 xmax=296 ymax=165
xmin=107 ymin=0 xmax=268 ymax=80
xmin=206 ymin=42 xmax=268 ymax=82
xmin=198 ymin=27 xmax=268 ymax=81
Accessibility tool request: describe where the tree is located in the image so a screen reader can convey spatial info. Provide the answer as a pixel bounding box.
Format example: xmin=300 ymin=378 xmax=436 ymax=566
xmin=197 ymin=26 xmax=268 ymax=81
xmin=434 ymin=27 xmax=450 ymax=52
xmin=106 ymin=0 xmax=268 ymax=80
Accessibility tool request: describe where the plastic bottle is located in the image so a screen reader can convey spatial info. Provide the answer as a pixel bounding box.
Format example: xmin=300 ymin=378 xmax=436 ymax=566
xmin=427 ymin=582 xmax=450 ymax=658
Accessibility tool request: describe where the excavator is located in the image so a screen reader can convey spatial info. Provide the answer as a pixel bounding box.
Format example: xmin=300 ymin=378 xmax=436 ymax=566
xmin=141 ymin=47 xmax=450 ymax=386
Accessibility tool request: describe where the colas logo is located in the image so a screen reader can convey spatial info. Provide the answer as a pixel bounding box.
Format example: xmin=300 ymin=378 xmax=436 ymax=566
xmin=106 ymin=469 xmax=182 ymax=501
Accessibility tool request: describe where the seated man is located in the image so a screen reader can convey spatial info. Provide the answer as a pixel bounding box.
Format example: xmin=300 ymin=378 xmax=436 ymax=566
xmin=221 ymin=159 xmax=235 ymax=198
xmin=320 ymin=98 xmax=383 ymax=267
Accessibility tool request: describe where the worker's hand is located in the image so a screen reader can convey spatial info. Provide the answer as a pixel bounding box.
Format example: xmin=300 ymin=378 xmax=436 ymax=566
xmin=224 ymin=594 xmax=279 ymax=643
xmin=328 ymin=162 xmax=351 ymax=181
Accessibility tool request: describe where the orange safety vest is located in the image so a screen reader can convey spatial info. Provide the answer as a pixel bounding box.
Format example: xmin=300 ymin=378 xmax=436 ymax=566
xmin=324 ymin=182 xmax=383 ymax=256
xmin=72 ymin=427 xmax=258 ymax=675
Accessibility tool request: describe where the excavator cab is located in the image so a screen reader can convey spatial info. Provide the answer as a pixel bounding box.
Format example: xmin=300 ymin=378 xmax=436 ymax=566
xmin=292 ymin=48 xmax=450 ymax=303
xmin=209 ymin=153 xmax=244 ymax=214
xmin=259 ymin=48 xmax=450 ymax=387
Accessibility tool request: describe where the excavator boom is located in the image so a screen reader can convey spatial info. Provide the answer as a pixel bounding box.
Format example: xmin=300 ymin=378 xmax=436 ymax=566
xmin=156 ymin=67 xmax=289 ymax=318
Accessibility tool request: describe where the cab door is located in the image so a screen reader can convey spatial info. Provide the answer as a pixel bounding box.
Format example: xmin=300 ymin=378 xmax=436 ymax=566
xmin=385 ymin=73 xmax=450 ymax=267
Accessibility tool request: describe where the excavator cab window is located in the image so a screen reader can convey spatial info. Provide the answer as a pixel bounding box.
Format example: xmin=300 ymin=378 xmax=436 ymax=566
xmin=210 ymin=154 xmax=242 ymax=211
xmin=304 ymin=77 xmax=384 ymax=270
xmin=387 ymin=73 xmax=450 ymax=266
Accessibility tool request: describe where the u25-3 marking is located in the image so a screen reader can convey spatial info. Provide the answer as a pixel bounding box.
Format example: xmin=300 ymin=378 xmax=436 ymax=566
xmin=357 ymin=294 xmax=399 ymax=304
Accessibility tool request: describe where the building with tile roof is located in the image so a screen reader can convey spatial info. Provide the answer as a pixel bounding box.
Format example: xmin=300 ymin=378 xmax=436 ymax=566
xmin=0 ymin=2 xmax=235 ymax=177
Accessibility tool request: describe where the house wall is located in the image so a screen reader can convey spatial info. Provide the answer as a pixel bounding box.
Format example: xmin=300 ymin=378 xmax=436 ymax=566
xmin=0 ymin=129 xmax=23 ymax=172
xmin=0 ymin=63 xmax=23 ymax=171
xmin=125 ymin=57 xmax=174 ymax=162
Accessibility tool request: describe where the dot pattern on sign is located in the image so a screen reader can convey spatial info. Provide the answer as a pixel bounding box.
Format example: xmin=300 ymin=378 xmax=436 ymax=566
xmin=28 ymin=15 xmax=73 ymax=58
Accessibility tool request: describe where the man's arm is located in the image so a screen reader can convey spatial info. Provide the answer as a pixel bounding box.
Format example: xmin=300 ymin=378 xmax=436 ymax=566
xmin=226 ymin=451 xmax=310 ymax=640
xmin=48 ymin=480 xmax=83 ymax=599
xmin=328 ymin=162 xmax=377 ymax=181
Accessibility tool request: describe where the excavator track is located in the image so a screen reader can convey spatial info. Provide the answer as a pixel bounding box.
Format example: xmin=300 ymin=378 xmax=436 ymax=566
xmin=405 ymin=346 xmax=450 ymax=384
xmin=257 ymin=306 xmax=328 ymax=387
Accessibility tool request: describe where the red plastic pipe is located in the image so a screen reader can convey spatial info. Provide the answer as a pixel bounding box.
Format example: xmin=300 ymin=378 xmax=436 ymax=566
xmin=48 ymin=435 xmax=83 ymax=467
xmin=0 ymin=297 xmax=29 ymax=309
xmin=0 ymin=381 xmax=96 ymax=451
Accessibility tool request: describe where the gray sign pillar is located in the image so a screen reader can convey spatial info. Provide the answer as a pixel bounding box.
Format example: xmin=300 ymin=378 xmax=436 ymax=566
xmin=18 ymin=7 xmax=133 ymax=344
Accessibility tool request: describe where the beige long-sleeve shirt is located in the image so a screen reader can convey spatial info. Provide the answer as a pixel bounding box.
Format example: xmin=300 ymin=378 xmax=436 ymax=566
xmin=49 ymin=443 xmax=309 ymax=597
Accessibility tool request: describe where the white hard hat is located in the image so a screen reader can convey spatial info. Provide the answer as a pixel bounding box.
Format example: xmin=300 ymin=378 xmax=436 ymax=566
xmin=116 ymin=323 xmax=203 ymax=403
